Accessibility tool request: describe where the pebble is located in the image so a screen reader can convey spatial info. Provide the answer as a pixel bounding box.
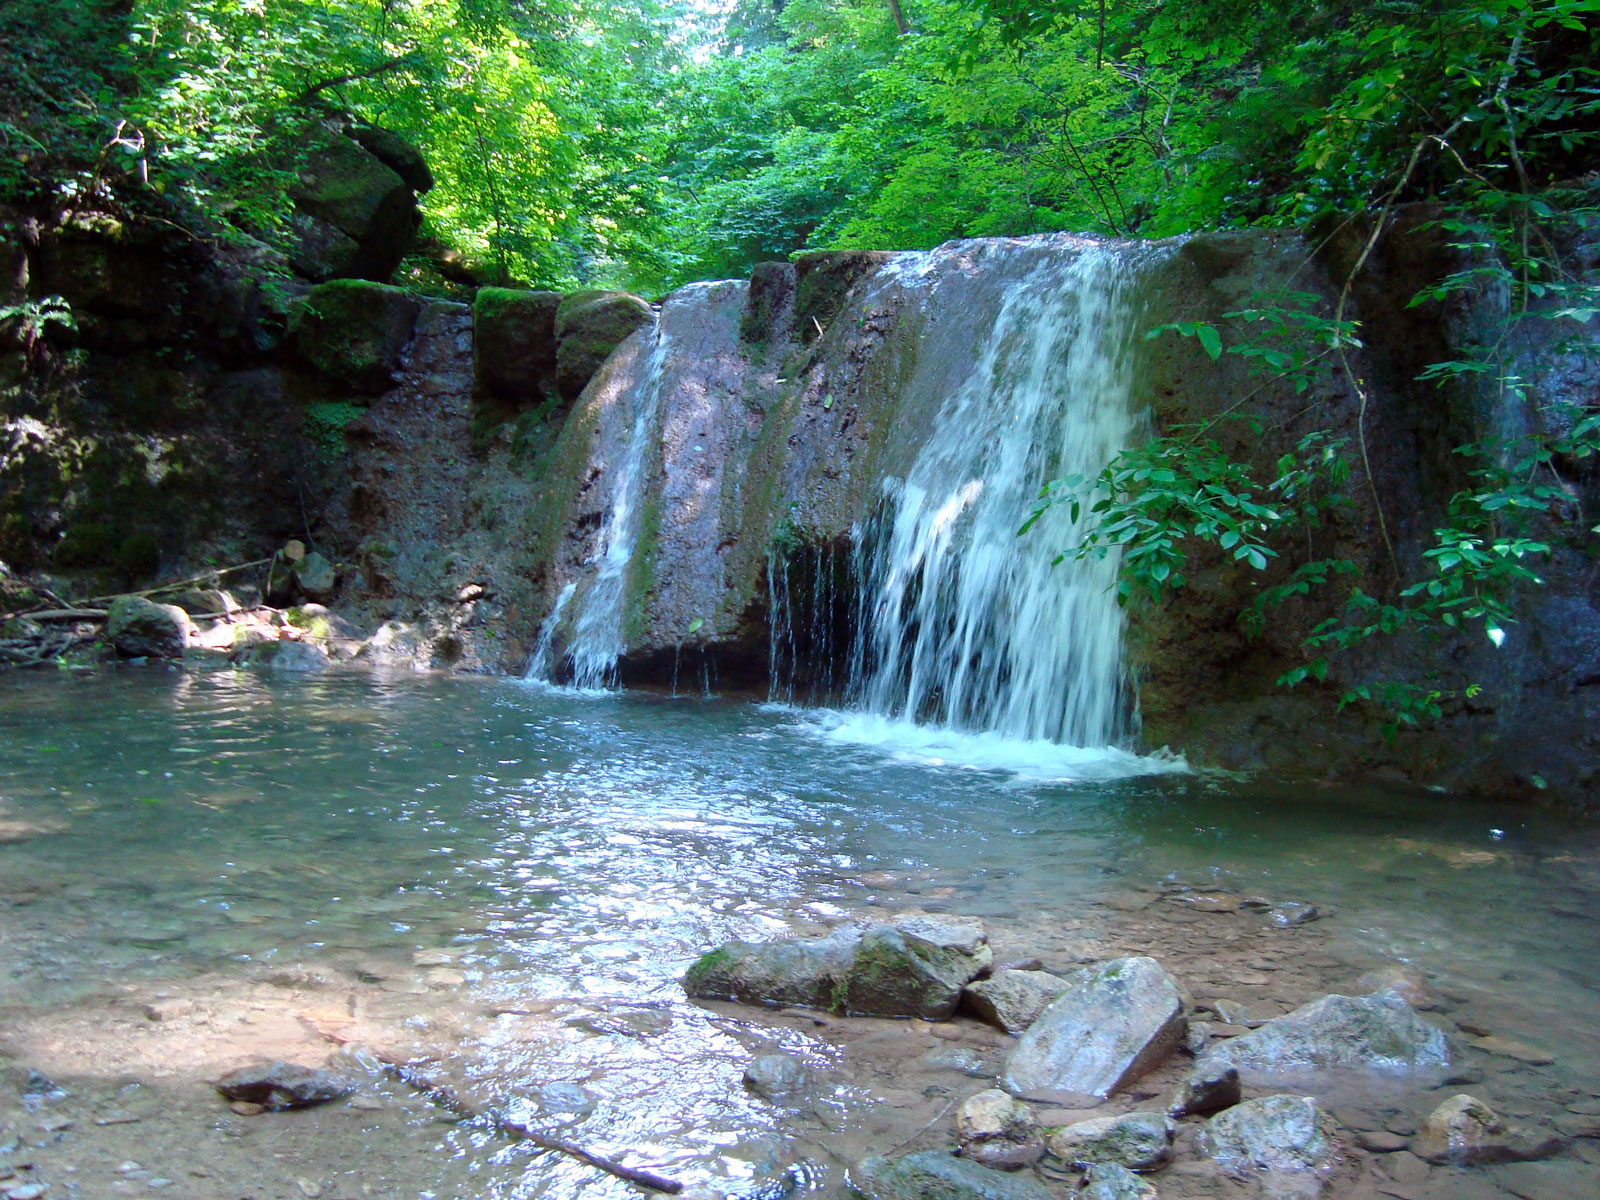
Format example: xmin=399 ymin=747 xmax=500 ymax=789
xmin=94 ymin=1112 xmax=139 ymax=1126
xmin=1383 ymin=1150 xmax=1430 ymax=1184
xmin=296 ymin=1179 xmax=322 ymax=1198
xmin=1472 ymin=1036 xmax=1555 ymax=1065
xmin=8 ymin=1185 xmax=47 ymax=1200
xmin=1356 ymin=1130 xmax=1410 ymax=1152
xmin=229 ymin=1102 xmax=265 ymax=1117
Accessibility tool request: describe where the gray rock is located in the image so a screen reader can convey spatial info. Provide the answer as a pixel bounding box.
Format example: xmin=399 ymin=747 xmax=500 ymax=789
xmin=1197 ymin=988 xmax=1448 ymax=1082
xmin=1411 ymin=1094 xmax=1563 ymax=1165
xmin=1265 ymin=903 xmax=1319 ymax=927
xmin=683 ymin=927 xmax=859 ymax=1011
xmin=1169 ymin=1060 xmax=1241 ymax=1117
xmin=848 ymin=1150 xmax=1055 ymax=1200
xmin=288 ymin=123 xmax=421 ymax=282
xmin=215 ymin=1062 xmax=352 ymax=1110
xmin=742 ymin=1054 xmax=810 ymax=1102
xmin=473 ymin=288 xmax=563 ymax=406
xmin=684 ymin=917 xmax=991 ymax=1019
xmin=1198 ymin=1095 xmax=1339 ymax=1173
xmin=846 ymin=916 xmax=993 ymax=1019
xmin=1048 ymin=1111 xmax=1174 ymax=1171
xmin=1352 ymin=963 xmax=1437 ymax=1011
xmin=956 ymin=1089 xmax=1044 ymax=1169
xmin=240 ymin=640 xmax=329 ymax=673
xmin=1000 ymin=957 xmax=1186 ymax=1099
xmin=106 ymin=596 xmax=190 ymax=659
xmin=288 ymin=279 xmax=423 ymax=392
xmin=1079 ymin=1162 xmax=1157 ymax=1200
xmin=963 ymin=970 xmax=1072 ymax=1034
xmin=292 ymin=552 xmax=337 ymax=603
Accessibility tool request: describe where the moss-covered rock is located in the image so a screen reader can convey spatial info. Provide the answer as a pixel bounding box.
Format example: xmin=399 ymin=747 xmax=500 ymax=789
xmin=288 ymin=122 xmax=422 ymax=282
xmin=105 ymin=595 xmax=190 ymax=659
xmin=554 ymin=290 xmax=653 ymax=401
xmin=346 ymin=124 xmax=435 ymax=194
xmin=115 ymin=531 xmax=160 ymax=582
xmin=792 ymin=250 xmax=892 ymax=344
xmin=474 ymin=288 xmax=562 ymax=402
xmin=289 ymin=279 xmax=423 ymax=392
xmin=53 ymin=522 xmax=115 ymax=569
xmin=741 ymin=262 xmax=795 ymax=344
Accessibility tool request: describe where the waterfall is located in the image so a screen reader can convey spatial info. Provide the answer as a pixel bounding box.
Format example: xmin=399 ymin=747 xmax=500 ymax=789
xmin=847 ymin=244 xmax=1145 ymax=748
xmin=523 ymin=580 xmax=575 ymax=682
xmin=557 ymin=320 xmax=671 ymax=690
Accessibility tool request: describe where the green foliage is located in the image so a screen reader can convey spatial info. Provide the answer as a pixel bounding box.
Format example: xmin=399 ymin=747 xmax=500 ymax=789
xmin=302 ymin=400 xmax=365 ymax=463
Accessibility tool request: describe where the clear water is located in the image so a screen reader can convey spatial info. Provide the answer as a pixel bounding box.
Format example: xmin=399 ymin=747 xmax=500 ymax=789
xmin=2 ymin=670 xmax=1598 ymax=1198
xmin=850 ymin=243 xmax=1154 ymax=747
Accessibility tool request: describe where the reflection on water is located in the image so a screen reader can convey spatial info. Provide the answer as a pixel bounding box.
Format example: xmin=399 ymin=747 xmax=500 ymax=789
xmin=1 ymin=669 xmax=1597 ymax=1197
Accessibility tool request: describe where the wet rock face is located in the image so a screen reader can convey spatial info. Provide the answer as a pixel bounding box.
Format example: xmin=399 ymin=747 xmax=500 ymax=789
xmin=1411 ymin=1094 xmax=1563 ymax=1164
xmin=955 ymin=1089 xmax=1045 ymax=1169
xmin=106 ymin=596 xmax=190 ymax=659
xmin=1047 ymin=1110 xmax=1175 ymax=1171
xmin=1197 ymin=1094 xmax=1339 ymax=1174
xmin=214 ymin=1062 xmax=352 ymax=1110
xmin=1196 ymin=988 xmax=1449 ymax=1082
xmin=962 ymin=969 xmax=1072 ymax=1034
xmin=683 ymin=916 xmax=991 ymax=1018
xmin=1000 ymin=956 xmax=1186 ymax=1099
xmin=848 ymin=1150 xmax=1055 ymax=1200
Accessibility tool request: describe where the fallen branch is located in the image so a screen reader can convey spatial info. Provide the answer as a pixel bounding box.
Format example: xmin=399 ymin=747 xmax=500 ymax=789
xmin=80 ymin=558 xmax=273 ymax=605
xmin=380 ymin=1061 xmax=684 ymax=1195
xmin=11 ymin=609 xmax=108 ymax=622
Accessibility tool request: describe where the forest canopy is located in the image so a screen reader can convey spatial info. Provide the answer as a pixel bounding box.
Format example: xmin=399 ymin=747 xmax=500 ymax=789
xmin=2 ymin=0 xmax=1597 ymax=292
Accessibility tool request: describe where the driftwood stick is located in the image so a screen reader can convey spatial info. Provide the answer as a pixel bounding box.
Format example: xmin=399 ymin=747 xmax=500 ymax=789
xmin=1 ymin=557 xmax=274 ymax=624
xmin=79 ymin=557 xmax=274 ymax=605
xmin=11 ymin=609 xmax=108 ymax=622
xmin=381 ymin=1061 xmax=685 ymax=1195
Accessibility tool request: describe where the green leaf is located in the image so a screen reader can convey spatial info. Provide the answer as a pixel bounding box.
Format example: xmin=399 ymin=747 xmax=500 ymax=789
xmin=1195 ymin=324 xmax=1223 ymax=360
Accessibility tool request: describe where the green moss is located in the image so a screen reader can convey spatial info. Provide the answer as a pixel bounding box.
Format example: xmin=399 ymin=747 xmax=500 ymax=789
xmin=303 ymin=399 xmax=364 ymax=463
xmin=54 ymin=522 xmax=115 ymax=568
xmin=683 ymin=946 xmax=733 ymax=992
xmin=289 ymin=280 xmax=422 ymax=392
xmin=285 ymin=606 xmax=332 ymax=639
xmin=624 ymin=491 xmax=662 ymax=643
xmin=116 ymin=531 xmax=160 ymax=582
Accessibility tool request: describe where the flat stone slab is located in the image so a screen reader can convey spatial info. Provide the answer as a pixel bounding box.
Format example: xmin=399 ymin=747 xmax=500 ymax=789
xmin=1000 ymin=956 xmax=1186 ymax=1099
xmin=962 ymin=969 xmax=1072 ymax=1034
xmin=214 ymin=1062 xmax=352 ymax=1110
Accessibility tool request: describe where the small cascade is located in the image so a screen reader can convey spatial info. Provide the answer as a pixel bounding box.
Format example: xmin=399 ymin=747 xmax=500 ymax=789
xmin=559 ymin=323 xmax=671 ymax=689
xmin=523 ymin=581 xmax=575 ymax=682
xmin=846 ymin=243 xmax=1148 ymax=747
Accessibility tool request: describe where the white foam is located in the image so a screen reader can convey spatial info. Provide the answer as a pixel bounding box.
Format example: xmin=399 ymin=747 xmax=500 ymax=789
xmin=779 ymin=706 xmax=1187 ymax=783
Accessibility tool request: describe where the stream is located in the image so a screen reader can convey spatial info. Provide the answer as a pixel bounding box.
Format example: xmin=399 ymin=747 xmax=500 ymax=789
xmin=1 ymin=667 xmax=1598 ymax=1200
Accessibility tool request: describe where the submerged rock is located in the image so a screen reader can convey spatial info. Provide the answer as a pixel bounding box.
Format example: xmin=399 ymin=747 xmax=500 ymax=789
xmin=215 ymin=1062 xmax=352 ymax=1110
xmin=239 ymin=639 xmax=329 ymax=673
xmin=1411 ymin=1094 xmax=1563 ymax=1165
xmin=962 ymin=969 xmax=1072 ymax=1034
xmin=742 ymin=1054 xmax=810 ymax=1102
xmin=1079 ymin=1162 xmax=1158 ymax=1200
xmin=848 ymin=1150 xmax=1054 ymax=1200
xmin=106 ymin=595 xmax=190 ymax=659
xmin=1048 ymin=1110 xmax=1175 ymax=1171
xmin=955 ymin=1088 xmax=1044 ymax=1169
xmin=1197 ymin=1094 xmax=1339 ymax=1174
xmin=1000 ymin=957 xmax=1186 ymax=1099
xmin=1352 ymin=964 xmax=1438 ymax=1011
xmin=1196 ymin=988 xmax=1448 ymax=1082
xmin=684 ymin=916 xmax=991 ymax=1019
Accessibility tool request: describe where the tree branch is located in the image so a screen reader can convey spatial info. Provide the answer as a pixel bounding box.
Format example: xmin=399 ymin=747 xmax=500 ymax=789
xmin=292 ymin=54 xmax=418 ymax=104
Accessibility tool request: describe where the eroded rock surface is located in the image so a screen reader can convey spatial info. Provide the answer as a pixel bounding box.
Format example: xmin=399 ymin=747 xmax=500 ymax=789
xmin=1079 ymin=1162 xmax=1158 ymax=1200
xmin=214 ymin=1062 xmax=352 ymax=1110
xmin=106 ymin=596 xmax=190 ymax=659
xmin=1197 ymin=1095 xmax=1340 ymax=1174
xmin=1000 ymin=956 xmax=1186 ymax=1099
xmin=1047 ymin=1110 xmax=1175 ymax=1171
xmin=1412 ymin=1094 xmax=1563 ymax=1165
xmin=955 ymin=1089 xmax=1044 ymax=1169
xmin=962 ymin=969 xmax=1072 ymax=1034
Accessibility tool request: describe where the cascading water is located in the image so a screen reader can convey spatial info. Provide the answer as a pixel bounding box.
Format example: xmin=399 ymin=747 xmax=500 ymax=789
xmin=846 ymin=243 xmax=1147 ymax=748
xmin=536 ymin=319 xmax=670 ymax=690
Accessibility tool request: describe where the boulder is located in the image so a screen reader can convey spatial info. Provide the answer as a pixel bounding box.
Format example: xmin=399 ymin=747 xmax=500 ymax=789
xmin=1197 ymin=1095 xmax=1339 ymax=1174
xmin=955 ymin=1089 xmax=1045 ymax=1169
xmin=1000 ymin=957 xmax=1186 ymax=1099
xmin=474 ymin=288 xmax=563 ymax=404
xmin=289 ymin=279 xmax=424 ymax=392
xmin=105 ymin=595 xmax=190 ymax=659
xmin=1047 ymin=1111 xmax=1175 ymax=1172
xmin=845 ymin=916 xmax=994 ymax=1020
xmin=215 ymin=1061 xmax=352 ymax=1110
xmin=554 ymin=290 xmax=653 ymax=401
xmin=1169 ymin=1061 xmax=1241 ymax=1117
xmin=1411 ymin=1094 xmax=1563 ymax=1165
xmin=962 ymin=969 xmax=1072 ymax=1034
xmin=848 ymin=1151 xmax=1055 ymax=1200
xmin=289 ymin=123 xmax=423 ymax=282
xmin=684 ymin=916 xmax=991 ymax=1018
xmin=1079 ymin=1163 xmax=1158 ymax=1200
xmin=346 ymin=124 xmax=435 ymax=194
xmin=742 ymin=1054 xmax=809 ymax=1103
xmin=683 ymin=927 xmax=859 ymax=1011
xmin=240 ymin=639 xmax=329 ymax=673
xmin=293 ymin=551 xmax=337 ymax=603
xmin=1196 ymin=989 xmax=1449 ymax=1082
